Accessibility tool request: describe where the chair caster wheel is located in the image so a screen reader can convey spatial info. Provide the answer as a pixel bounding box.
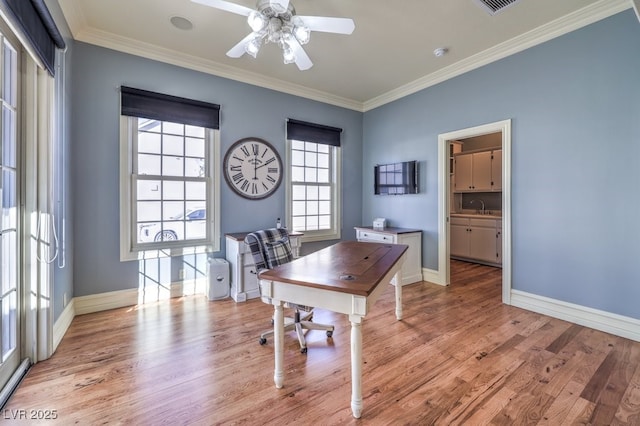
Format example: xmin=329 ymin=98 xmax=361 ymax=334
xmin=259 ymin=338 xmax=267 ymax=345
xmin=326 ymin=330 xmax=333 ymax=338
xmin=300 ymin=347 xmax=308 ymax=354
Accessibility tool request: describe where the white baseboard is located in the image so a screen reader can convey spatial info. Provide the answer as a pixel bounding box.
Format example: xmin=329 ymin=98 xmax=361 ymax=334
xmin=74 ymin=288 xmax=140 ymax=316
xmin=511 ymin=290 xmax=640 ymax=343
xmin=53 ymin=299 xmax=75 ymax=351
xmin=422 ymin=267 xmax=446 ymax=286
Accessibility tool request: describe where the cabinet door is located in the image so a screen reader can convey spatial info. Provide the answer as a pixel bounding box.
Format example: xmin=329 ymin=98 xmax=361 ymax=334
xmin=454 ymin=154 xmax=473 ymax=191
xmin=450 ymin=224 xmax=469 ymax=257
xmin=492 ymin=149 xmax=502 ymax=191
xmin=496 ymin=221 xmax=502 ymax=264
xmin=472 ymin=151 xmax=492 ymax=191
xmin=468 ymin=226 xmax=498 ymax=263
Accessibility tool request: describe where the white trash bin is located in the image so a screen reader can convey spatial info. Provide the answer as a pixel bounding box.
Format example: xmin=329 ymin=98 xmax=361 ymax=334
xmin=207 ymin=258 xmax=230 ymax=300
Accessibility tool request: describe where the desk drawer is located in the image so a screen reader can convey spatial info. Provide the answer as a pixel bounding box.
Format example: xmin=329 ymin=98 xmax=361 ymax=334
xmin=356 ymin=230 xmax=395 ymax=243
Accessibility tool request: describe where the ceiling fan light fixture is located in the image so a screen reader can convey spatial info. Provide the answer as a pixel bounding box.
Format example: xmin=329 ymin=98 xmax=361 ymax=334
xmin=247 ymin=10 xmax=267 ymax=32
xmin=245 ymin=36 xmax=262 ymax=58
xmin=293 ymin=24 xmax=310 ymax=45
xmin=282 ymin=45 xmax=296 ymax=64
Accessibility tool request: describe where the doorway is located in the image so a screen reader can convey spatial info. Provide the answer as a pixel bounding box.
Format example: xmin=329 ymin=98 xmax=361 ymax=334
xmin=437 ymin=120 xmax=511 ymax=304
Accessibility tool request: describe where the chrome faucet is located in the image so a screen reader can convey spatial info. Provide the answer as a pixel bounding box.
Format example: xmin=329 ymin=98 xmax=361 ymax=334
xmin=471 ymin=199 xmax=485 ymax=215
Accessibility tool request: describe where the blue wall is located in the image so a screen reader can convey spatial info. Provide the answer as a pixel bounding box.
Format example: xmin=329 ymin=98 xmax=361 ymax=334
xmin=362 ymin=10 xmax=640 ymax=319
xmin=70 ymin=42 xmax=363 ymax=297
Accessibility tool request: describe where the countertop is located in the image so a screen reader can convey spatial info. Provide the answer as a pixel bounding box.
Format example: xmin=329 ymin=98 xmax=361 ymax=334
xmin=450 ymin=213 xmax=502 ymax=220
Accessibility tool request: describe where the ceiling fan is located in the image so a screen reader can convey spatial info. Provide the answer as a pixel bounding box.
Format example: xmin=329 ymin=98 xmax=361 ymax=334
xmin=191 ymin=0 xmax=355 ymax=70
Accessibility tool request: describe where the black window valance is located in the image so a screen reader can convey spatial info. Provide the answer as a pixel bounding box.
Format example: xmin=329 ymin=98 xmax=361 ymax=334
xmin=287 ymin=119 xmax=342 ymax=147
xmin=121 ymin=86 xmax=220 ymax=129
xmin=2 ymin=0 xmax=66 ymax=76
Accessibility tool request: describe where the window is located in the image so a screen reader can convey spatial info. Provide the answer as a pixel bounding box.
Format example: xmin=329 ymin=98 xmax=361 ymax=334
xmin=286 ymin=119 xmax=342 ymax=242
xmin=120 ymin=88 xmax=220 ymax=261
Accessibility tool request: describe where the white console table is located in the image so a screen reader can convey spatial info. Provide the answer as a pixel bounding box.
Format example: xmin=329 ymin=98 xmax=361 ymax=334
xmin=354 ymin=226 xmax=422 ymax=286
xmin=225 ymin=231 xmax=302 ymax=302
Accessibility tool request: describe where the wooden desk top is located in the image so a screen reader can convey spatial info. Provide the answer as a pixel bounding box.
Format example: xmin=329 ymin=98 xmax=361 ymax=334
xmin=259 ymin=241 xmax=408 ymax=297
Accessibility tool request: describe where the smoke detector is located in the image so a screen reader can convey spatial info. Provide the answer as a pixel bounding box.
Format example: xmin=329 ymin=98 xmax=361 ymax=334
xmin=433 ymin=47 xmax=448 ymax=57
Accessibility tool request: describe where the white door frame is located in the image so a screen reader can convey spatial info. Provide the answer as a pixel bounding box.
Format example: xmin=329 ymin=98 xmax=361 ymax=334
xmin=437 ymin=119 xmax=512 ymax=304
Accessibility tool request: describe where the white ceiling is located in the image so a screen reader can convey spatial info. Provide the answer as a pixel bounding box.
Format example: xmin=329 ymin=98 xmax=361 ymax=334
xmin=57 ymin=0 xmax=632 ymax=111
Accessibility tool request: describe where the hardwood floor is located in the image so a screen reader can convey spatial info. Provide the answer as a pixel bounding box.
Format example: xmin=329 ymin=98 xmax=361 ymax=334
xmin=5 ymin=260 xmax=640 ymax=425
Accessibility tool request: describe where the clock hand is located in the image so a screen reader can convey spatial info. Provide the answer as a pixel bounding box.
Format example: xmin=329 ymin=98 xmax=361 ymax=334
xmin=253 ymin=155 xmax=258 ymax=180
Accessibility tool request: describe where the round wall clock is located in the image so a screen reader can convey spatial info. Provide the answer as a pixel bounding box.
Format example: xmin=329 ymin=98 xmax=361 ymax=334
xmin=223 ymin=137 xmax=283 ymax=200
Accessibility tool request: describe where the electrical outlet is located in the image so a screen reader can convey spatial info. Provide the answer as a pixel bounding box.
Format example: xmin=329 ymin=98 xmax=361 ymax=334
xmin=63 ymin=292 xmax=68 ymax=307
xmin=179 ymin=269 xmax=185 ymax=280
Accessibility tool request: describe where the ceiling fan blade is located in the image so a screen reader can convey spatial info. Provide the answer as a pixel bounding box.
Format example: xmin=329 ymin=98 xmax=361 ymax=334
xmin=289 ymin=37 xmax=313 ymax=71
xmin=191 ymin=0 xmax=253 ymax=17
xmin=226 ymin=33 xmax=255 ymax=58
xmin=296 ymin=16 xmax=355 ymax=35
xmin=269 ymin=0 xmax=290 ymax=13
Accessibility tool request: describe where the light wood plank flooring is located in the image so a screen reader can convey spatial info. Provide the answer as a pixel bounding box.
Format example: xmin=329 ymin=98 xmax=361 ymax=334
xmin=5 ymin=261 xmax=640 ymax=424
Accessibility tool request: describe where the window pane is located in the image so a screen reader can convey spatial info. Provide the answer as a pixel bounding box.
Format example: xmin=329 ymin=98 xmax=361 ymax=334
xmin=3 ymin=41 xmax=17 ymax=107
xmin=292 ymin=166 xmax=304 ymax=182
xmin=306 ymin=216 xmax=319 ymax=230
xmin=163 ymin=181 xmax=184 ymax=200
xmin=306 ymin=201 xmax=318 ymax=215
xmin=185 ymin=125 xmax=204 ymax=138
xmin=185 ymin=157 xmax=204 ymax=177
xmin=292 ymin=201 xmax=306 ymax=216
xmin=291 ymin=150 xmax=304 ymax=166
xmin=2 ymin=106 xmax=16 ymax=168
xmin=163 ymin=134 xmax=184 ymax=156
xmin=319 ymin=215 xmax=331 ymax=229
xmin=319 ymin=186 xmax=330 ymax=200
xmin=162 ymin=155 xmax=184 ymax=176
xmin=137 ymin=180 xmax=161 ymax=200
xmin=185 ymin=220 xmax=206 ymax=240
xmin=163 ymin=201 xmax=184 ymax=220
xmin=2 ymin=232 xmax=16 ymax=294
xmin=305 ymin=168 xmax=317 ymax=183
xmin=292 ymin=140 xmax=305 ymax=150
xmin=163 ymin=121 xmax=184 ymax=136
xmin=185 ymin=137 xmax=205 ymax=158
xmin=292 ymin=216 xmax=305 ymax=230
xmin=305 ymin=152 xmax=317 ymax=167
xmin=2 ymin=291 xmax=17 ymax=361
xmin=2 ymin=170 xmax=16 ymax=230
xmin=137 ymin=201 xmax=161 ymax=222
xmin=317 ymin=153 xmax=329 ymax=168
xmin=186 ymin=182 xmax=206 ymax=200
xmin=305 ymin=142 xmax=316 ymax=152
xmin=138 ymin=132 xmax=161 ymax=154
xmin=292 ymin=185 xmax=306 ymax=200
xmin=319 ymin=201 xmax=331 ymax=215
xmin=317 ymin=169 xmax=329 ymax=183
xmin=138 ymin=154 xmax=161 ymax=175
xmin=139 ymin=119 xmax=161 ymax=133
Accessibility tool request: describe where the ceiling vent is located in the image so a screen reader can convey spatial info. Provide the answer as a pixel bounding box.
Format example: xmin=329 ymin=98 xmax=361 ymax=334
xmin=473 ymin=0 xmax=524 ymax=15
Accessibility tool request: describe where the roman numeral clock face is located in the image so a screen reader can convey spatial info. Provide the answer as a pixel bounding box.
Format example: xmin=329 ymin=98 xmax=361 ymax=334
xmin=223 ymin=138 xmax=283 ymax=200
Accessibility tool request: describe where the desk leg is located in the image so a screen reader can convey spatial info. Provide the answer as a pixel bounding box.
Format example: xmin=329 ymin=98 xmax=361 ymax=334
xmin=273 ymin=302 xmax=284 ymax=389
xmin=394 ymin=270 xmax=403 ymax=320
xmin=349 ymin=315 xmax=363 ymax=418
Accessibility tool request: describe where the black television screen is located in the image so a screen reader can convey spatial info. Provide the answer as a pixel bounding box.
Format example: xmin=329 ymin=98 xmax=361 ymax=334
xmin=374 ymin=160 xmax=418 ymax=195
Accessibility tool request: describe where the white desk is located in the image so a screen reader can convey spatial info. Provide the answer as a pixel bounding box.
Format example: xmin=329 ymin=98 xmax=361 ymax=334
xmin=258 ymin=241 xmax=407 ymax=418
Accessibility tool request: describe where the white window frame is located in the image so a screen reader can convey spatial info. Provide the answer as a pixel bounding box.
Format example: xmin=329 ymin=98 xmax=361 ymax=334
xmin=119 ymin=116 xmax=220 ymax=261
xmin=285 ymin=139 xmax=341 ymax=242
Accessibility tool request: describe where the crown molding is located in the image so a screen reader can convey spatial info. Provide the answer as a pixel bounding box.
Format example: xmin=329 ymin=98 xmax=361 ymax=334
xmin=63 ymin=0 xmax=629 ymax=113
xmin=363 ymin=0 xmax=631 ymax=111
xmin=72 ymin=27 xmax=364 ymax=112
xmin=633 ymin=0 xmax=640 ymax=21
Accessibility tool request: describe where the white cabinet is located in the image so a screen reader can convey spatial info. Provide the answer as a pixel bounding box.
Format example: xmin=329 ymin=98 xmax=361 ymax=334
xmin=453 ymin=149 xmax=501 ymax=193
xmin=492 ymin=149 xmax=502 ymax=191
xmin=450 ymin=216 xmax=501 ymax=265
xmin=226 ymin=232 xmax=302 ymax=302
xmin=355 ymin=227 xmax=422 ymax=286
